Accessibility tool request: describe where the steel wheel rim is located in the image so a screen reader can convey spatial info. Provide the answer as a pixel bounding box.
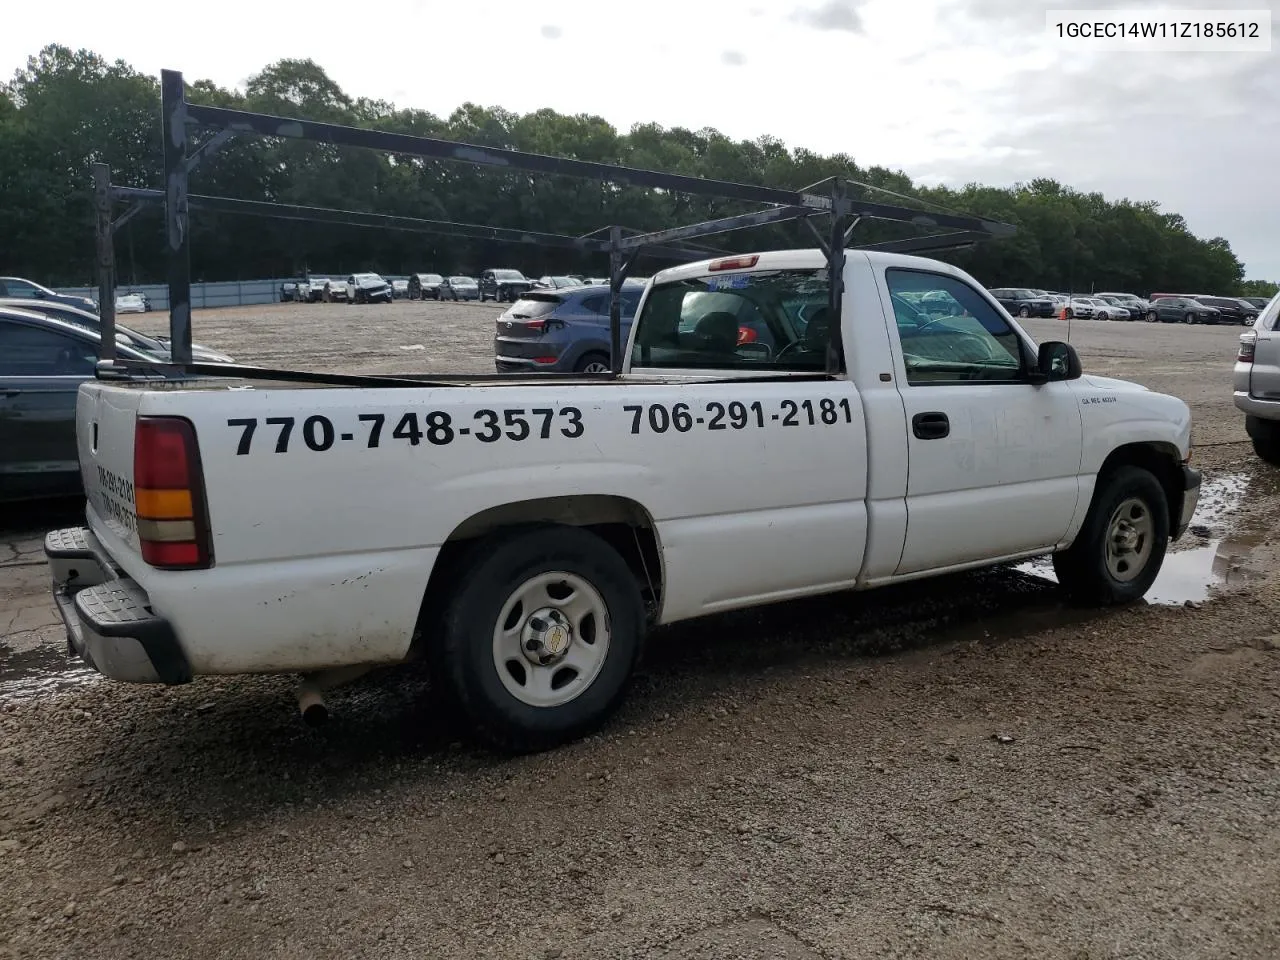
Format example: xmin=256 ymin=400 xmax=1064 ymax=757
xmin=581 ymin=360 xmax=609 ymax=374
xmin=1105 ymin=497 xmax=1154 ymax=582
xmin=492 ymin=571 xmax=611 ymax=708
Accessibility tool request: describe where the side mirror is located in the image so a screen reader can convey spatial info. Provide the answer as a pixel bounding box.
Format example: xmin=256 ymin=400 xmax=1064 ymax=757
xmin=1034 ymin=341 xmax=1082 ymax=382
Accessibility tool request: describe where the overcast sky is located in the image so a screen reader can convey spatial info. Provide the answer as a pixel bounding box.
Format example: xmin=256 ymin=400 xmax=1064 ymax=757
xmin=6 ymin=0 xmax=1278 ymax=280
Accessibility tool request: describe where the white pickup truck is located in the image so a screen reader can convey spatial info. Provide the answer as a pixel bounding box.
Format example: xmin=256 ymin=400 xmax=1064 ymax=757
xmin=45 ymin=248 xmax=1200 ymax=751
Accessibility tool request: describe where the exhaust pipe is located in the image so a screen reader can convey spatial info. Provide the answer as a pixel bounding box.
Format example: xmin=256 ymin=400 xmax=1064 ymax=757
xmin=294 ymin=664 xmax=378 ymax=726
xmin=297 ymin=680 xmax=328 ymax=727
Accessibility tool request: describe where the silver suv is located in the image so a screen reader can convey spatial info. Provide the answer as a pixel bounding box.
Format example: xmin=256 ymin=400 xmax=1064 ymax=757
xmin=1233 ymin=292 xmax=1280 ymax=463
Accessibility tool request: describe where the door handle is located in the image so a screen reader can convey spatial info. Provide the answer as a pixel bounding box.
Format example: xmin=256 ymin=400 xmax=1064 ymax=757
xmin=912 ymin=411 xmax=950 ymax=440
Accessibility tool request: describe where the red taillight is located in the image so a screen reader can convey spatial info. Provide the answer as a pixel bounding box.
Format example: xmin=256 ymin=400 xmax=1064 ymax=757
xmin=708 ymin=255 xmax=759 ymax=272
xmin=532 ymin=356 xmax=558 ymax=365
xmin=737 ymin=326 xmax=758 ymax=345
xmin=133 ymin=416 xmax=212 ymax=570
xmin=524 ymin=319 xmax=546 ymax=332
xmin=1239 ymin=333 xmax=1257 ymax=363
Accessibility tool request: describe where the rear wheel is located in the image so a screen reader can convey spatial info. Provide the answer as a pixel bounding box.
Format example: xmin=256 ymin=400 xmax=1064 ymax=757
xmin=574 ymin=352 xmax=611 ymax=374
xmin=1246 ymin=416 xmax=1280 ymax=465
xmin=1018 ymin=306 xmax=1031 ymax=318
xmin=1147 ymin=311 xmax=1158 ymax=322
xmin=433 ymin=525 xmax=645 ymax=753
xmin=1052 ymin=466 xmax=1169 ymax=605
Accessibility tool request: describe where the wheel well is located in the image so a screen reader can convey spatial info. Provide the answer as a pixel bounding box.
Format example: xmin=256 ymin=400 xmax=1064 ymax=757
xmin=1096 ymin=442 xmax=1185 ymax=530
xmin=409 ymin=496 xmax=663 ymax=656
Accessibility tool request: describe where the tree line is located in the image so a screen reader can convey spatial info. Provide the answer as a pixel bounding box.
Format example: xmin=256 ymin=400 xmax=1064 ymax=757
xmin=1 ymin=44 xmax=1273 ymax=300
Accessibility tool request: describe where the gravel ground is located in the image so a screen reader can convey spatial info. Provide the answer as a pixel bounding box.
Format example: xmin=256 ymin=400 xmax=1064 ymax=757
xmin=2 ymin=303 xmax=1279 ymax=959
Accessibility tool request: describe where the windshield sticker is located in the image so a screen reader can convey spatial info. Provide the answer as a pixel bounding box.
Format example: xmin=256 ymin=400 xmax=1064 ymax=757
xmin=706 ymin=275 xmax=750 ymax=291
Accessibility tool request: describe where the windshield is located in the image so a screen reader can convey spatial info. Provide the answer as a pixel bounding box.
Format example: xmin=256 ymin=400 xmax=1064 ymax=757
xmin=632 ymin=268 xmax=830 ymax=371
xmin=353 ymin=274 xmax=382 ymax=283
xmin=451 ymin=277 xmax=475 ymax=285
xmin=424 ymin=274 xmax=443 ymax=283
xmin=493 ymin=270 xmax=524 ymax=280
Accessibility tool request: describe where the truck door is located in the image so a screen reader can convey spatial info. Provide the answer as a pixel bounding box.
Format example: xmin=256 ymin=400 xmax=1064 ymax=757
xmin=877 ymin=266 xmax=1084 ymax=574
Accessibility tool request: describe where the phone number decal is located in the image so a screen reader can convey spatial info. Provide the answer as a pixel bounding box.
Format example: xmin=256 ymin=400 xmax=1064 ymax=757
xmin=623 ymin=398 xmax=854 ymax=434
xmin=227 ymin=407 xmax=584 ymax=454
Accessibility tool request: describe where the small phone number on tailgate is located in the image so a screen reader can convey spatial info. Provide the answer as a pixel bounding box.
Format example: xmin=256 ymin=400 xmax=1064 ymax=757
xmin=226 ymin=407 xmax=585 ymax=454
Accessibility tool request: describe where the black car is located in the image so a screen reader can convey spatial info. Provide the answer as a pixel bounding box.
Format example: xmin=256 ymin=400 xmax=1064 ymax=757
xmin=479 ymin=269 xmax=534 ymax=303
xmin=1191 ymin=296 xmax=1258 ymax=326
xmin=1242 ymin=296 xmax=1273 ymax=310
xmin=0 ymin=276 xmax=99 ymax=315
xmin=1150 ymin=296 xmax=1223 ymax=324
xmin=408 ymin=273 xmax=445 ymax=300
xmin=987 ymin=287 xmax=1057 ymax=318
xmin=0 ymin=307 xmax=166 ymax=502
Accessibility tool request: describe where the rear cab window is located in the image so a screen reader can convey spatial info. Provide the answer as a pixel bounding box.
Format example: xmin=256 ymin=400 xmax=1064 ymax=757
xmin=630 ymin=268 xmax=832 ymax=372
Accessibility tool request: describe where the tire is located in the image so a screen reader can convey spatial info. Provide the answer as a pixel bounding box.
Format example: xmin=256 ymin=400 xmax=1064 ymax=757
xmin=1065 ymin=308 xmax=1074 ymax=320
xmin=1147 ymin=311 xmax=1158 ymax=322
xmin=1185 ymin=313 xmax=1197 ymax=324
xmin=1052 ymin=465 xmax=1170 ymax=606
xmin=1246 ymin=416 xmax=1280 ymax=465
xmin=574 ymin=352 xmax=611 ymax=374
xmin=1018 ymin=306 xmax=1031 ymax=318
xmin=433 ymin=525 xmax=645 ymax=753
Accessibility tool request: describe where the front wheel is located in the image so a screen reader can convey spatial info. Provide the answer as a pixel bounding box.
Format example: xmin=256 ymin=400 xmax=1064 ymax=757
xmin=1018 ymin=306 xmax=1031 ymax=318
xmin=1185 ymin=313 xmax=1197 ymax=324
xmin=1052 ymin=466 xmax=1169 ymax=605
xmin=434 ymin=525 xmax=645 ymax=753
xmin=1147 ymin=311 xmax=1158 ymax=322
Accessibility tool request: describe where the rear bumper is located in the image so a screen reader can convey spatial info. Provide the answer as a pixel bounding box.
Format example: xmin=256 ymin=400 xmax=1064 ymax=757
xmin=1235 ymin=390 xmax=1280 ymax=421
xmin=1175 ymin=466 xmax=1202 ymax=540
xmin=44 ymin=526 xmax=191 ymax=685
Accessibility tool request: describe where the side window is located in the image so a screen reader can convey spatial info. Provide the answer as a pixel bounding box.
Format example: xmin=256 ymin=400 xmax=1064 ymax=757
xmin=886 ymin=269 xmax=1025 ymax=386
xmin=580 ymin=295 xmax=606 ymax=315
xmin=3 ymin=279 xmax=36 ymax=298
xmin=0 ymin=322 xmax=98 ymax=377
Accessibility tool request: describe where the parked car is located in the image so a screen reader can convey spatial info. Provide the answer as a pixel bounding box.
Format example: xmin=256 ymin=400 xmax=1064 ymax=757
xmin=304 ymin=277 xmax=333 ymax=303
xmin=1235 ymin=296 xmax=1280 ymax=463
xmin=1084 ymin=298 xmax=1127 ymax=321
xmin=408 ymin=273 xmax=446 ymax=300
xmin=0 ymin=307 xmax=178 ymax=501
xmin=1095 ymin=291 xmax=1149 ymax=316
xmin=1060 ymin=296 xmax=1098 ymax=319
xmin=1191 ymin=296 xmax=1258 ymax=326
xmin=987 ymin=287 xmax=1057 ymax=318
xmin=1149 ymin=296 xmax=1223 ymax=324
xmin=322 ymin=278 xmax=351 ymax=303
xmin=391 ymin=279 xmax=409 ymax=299
xmin=345 ymin=273 xmax=393 ymax=304
xmin=1243 ymin=296 xmax=1274 ymax=310
xmin=533 ymin=276 xmax=581 ymax=291
xmin=479 ymin=269 xmax=535 ymax=303
xmin=0 ymin=277 xmax=99 ymax=315
xmin=280 ymin=280 xmax=304 ymax=302
xmin=494 ymin=283 xmax=646 ymax=373
xmin=440 ymin=276 xmax=481 ymax=301
xmin=115 ymin=292 xmax=148 ymax=314
xmin=0 ymin=298 xmax=235 ymax=364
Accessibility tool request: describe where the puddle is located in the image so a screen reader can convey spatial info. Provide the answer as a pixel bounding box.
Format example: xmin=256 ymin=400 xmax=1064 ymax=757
xmin=1015 ymin=473 xmax=1265 ymax=605
xmin=0 ymin=644 xmax=99 ymax=704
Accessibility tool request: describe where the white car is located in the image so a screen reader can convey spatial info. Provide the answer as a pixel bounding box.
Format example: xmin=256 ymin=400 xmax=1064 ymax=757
xmin=115 ymin=293 xmax=148 ymax=314
xmin=46 ymin=247 xmax=1200 ymax=754
xmin=1085 ymin=298 xmax=1127 ymax=321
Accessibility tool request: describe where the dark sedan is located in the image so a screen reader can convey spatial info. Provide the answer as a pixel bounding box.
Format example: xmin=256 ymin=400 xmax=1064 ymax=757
xmin=479 ymin=269 xmax=534 ymax=303
xmin=1243 ymin=296 xmax=1273 ymax=310
xmin=347 ymin=273 xmax=393 ymax=304
xmin=408 ymin=273 xmax=445 ymax=300
xmin=494 ymin=283 xmax=645 ymax=373
xmin=0 ymin=298 xmax=234 ymax=363
xmin=0 ymin=276 xmax=99 ymax=315
xmin=0 ymin=307 xmax=168 ymax=502
xmin=1192 ymin=296 xmax=1259 ymax=326
xmin=440 ymin=276 xmax=481 ymax=301
xmin=1150 ymin=296 xmax=1223 ymax=324
xmin=987 ymin=287 xmax=1057 ymax=318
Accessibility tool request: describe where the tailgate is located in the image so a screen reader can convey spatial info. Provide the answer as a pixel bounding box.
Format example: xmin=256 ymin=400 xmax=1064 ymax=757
xmin=76 ymin=381 xmax=144 ymax=559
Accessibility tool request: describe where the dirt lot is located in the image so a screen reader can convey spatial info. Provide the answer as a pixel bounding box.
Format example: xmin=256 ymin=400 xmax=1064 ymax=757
xmin=3 ymin=303 xmax=1279 ymax=960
